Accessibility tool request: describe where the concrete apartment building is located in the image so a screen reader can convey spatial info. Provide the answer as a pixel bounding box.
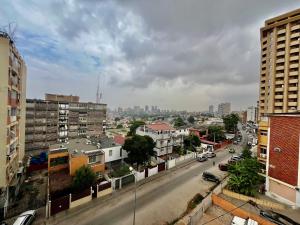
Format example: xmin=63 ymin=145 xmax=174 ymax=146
xmin=217 ymin=102 xmax=231 ymax=117
xmin=136 ymin=122 xmax=176 ymax=158
xmin=0 ymin=32 xmax=27 ymax=218
xmin=208 ymin=105 xmax=214 ymax=115
xmin=258 ymin=8 xmax=300 ymax=166
xmin=246 ymin=106 xmax=258 ymax=123
xmin=25 ymin=94 xmax=107 ymax=152
xmin=266 ymin=114 xmax=300 ymax=207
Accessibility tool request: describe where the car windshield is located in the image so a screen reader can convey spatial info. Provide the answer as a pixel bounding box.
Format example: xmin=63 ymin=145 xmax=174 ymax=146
xmin=13 ymin=215 xmax=27 ymax=225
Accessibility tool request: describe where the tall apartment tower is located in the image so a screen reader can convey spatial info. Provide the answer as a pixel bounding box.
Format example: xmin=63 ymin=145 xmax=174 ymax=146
xmin=258 ymin=8 xmax=300 ymax=175
xmin=0 ymin=32 xmax=27 ymax=216
xmin=217 ymin=102 xmax=231 ymax=117
xmin=259 ymin=8 xmax=300 ymax=118
xmin=209 ymin=105 xmax=214 ymax=115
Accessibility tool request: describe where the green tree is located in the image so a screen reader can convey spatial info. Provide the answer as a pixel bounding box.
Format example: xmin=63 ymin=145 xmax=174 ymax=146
xmin=116 ymin=124 xmax=123 ymax=129
xmin=187 ymin=116 xmax=195 ymax=124
xmin=114 ymin=117 xmax=120 ymax=122
xmin=72 ymin=165 xmax=96 ymax=192
xmin=241 ymin=146 xmax=252 ymax=159
xmin=228 ymin=158 xmax=261 ymax=196
xmin=223 ymin=113 xmax=240 ymax=133
xmin=207 ymin=125 xmax=225 ymax=142
xmin=123 ymin=135 xmax=156 ymax=169
xmin=173 ymin=117 xmax=186 ymax=127
xmin=127 ymin=120 xmax=145 ymax=136
xmin=184 ymin=135 xmax=201 ymax=151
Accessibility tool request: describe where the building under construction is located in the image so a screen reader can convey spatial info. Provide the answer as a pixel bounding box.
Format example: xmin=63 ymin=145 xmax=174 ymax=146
xmin=25 ymin=94 xmax=107 ymax=152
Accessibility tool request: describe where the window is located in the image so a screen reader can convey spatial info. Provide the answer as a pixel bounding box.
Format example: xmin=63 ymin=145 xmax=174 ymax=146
xmin=260 ymin=130 xmax=268 ymax=136
xmin=109 ymin=150 xmax=112 ymax=156
xmin=260 ymin=147 xmax=267 ymax=154
xmin=89 ymin=155 xmax=97 ymax=164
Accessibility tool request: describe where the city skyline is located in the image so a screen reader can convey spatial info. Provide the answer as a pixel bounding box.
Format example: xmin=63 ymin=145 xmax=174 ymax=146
xmin=1 ymin=1 xmax=299 ymax=111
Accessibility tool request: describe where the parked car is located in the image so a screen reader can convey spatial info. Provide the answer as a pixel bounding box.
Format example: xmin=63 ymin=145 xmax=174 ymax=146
xmin=259 ymin=210 xmax=299 ymax=225
xmin=202 ymin=171 xmax=220 ymax=183
xmin=231 ymin=216 xmax=258 ymax=225
xmin=229 ymin=148 xmax=235 ymax=153
xmin=206 ymin=152 xmax=216 ymax=158
xmin=218 ymin=163 xmax=228 ymax=171
xmin=13 ymin=210 xmax=36 ymax=225
xmin=197 ymin=155 xmax=208 ymax=162
xmin=233 ymin=140 xmax=238 ymax=145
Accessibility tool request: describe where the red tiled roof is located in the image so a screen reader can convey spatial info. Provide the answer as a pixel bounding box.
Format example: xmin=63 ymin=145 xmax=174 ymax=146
xmin=146 ymin=123 xmax=174 ymax=131
xmin=201 ymin=139 xmax=216 ymax=145
xmin=114 ymin=135 xmax=125 ymax=145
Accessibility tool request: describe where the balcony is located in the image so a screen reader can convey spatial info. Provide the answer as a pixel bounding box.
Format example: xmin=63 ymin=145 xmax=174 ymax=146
xmin=289 ymin=71 xmax=298 ymax=76
xmin=277 ymin=43 xmax=285 ymax=49
xmin=275 ymin=80 xmax=284 ymax=85
xmin=277 ymin=36 xmax=286 ymax=42
xmin=276 ymin=58 xmax=285 ymax=64
xmin=274 ymin=102 xmax=283 ymax=106
xmin=290 ymin=40 xmax=299 ymax=46
xmin=288 ymin=102 xmax=298 ymax=106
xmin=290 ymin=55 xmax=299 ymax=61
xmin=275 ymin=95 xmax=284 ymax=99
xmin=275 ymin=87 xmax=283 ymax=92
xmin=276 ymin=65 xmax=285 ymax=70
xmin=288 ymin=86 xmax=298 ymax=91
xmin=277 ymin=29 xmax=286 ymax=35
xmin=290 ymin=48 xmax=299 ymax=53
xmin=274 ymin=109 xmax=283 ymax=113
xmin=288 ymin=94 xmax=298 ymax=99
xmin=290 ymin=64 xmax=299 ymax=69
xmin=291 ymin=25 xmax=300 ymax=31
xmin=259 ymin=153 xmax=267 ymax=159
xmin=289 ymin=79 xmax=298 ymax=84
xmin=276 ymin=51 xmax=285 ymax=56
xmin=275 ymin=73 xmax=284 ymax=78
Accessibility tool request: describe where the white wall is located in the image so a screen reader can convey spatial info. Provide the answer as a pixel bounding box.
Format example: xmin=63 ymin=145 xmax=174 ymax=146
xmin=102 ymin=146 xmax=128 ymax=163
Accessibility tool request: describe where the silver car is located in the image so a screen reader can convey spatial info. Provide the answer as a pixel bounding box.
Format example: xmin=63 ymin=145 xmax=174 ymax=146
xmin=13 ymin=210 xmax=36 ymax=225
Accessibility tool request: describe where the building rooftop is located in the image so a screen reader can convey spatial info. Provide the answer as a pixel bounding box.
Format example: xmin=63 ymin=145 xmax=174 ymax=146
xmin=50 ymin=138 xmax=104 ymax=156
xmin=146 ymin=122 xmax=175 ymax=131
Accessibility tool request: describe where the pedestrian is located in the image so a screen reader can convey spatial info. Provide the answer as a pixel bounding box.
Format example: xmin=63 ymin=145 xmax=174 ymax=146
xmin=213 ymin=161 xmax=215 ymax=166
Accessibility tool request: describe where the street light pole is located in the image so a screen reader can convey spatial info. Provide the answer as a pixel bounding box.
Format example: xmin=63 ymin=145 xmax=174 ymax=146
xmin=129 ymin=167 xmax=137 ymax=225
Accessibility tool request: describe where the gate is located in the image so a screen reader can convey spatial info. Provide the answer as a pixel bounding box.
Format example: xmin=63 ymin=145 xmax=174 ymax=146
xmin=50 ymin=195 xmax=69 ymax=216
xmin=92 ymin=184 xmax=97 ymax=198
xmin=158 ymin=162 xmax=165 ymax=172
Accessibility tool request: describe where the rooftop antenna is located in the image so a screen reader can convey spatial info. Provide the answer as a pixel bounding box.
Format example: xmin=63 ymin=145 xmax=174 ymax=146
xmin=96 ymin=75 xmax=100 ymax=104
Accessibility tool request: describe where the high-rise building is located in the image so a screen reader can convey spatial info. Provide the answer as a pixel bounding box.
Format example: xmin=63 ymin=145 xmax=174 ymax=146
xmin=0 ymin=32 xmax=27 ymax=217
xmin=217 ymin=102 xmax=231 ymax=116
xmin=145 ymin=105 xmax=149 ymax=112
xmin=246 ymin=106 xmax=257 ymax=123
xmin=259 ymin=8 xmax=300 ymax=118
xmin=209 ymin=105 xmax=214 ymax=115
xmin=258 ymin=8 xmax=300 ymax=165
xmin=25 ymin=94 xmax=107 ymax=152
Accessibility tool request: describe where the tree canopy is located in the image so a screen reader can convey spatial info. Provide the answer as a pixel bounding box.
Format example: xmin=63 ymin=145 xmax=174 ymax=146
xmin=241 ymin=146 xmax=252 ymax=159
xmin=223 ymin=113 xmax=240 ymax=133
xmin=72 ymin=165 xmax=96 ymax=192
xmin=207 ymin=125 xmax=226 ymax=142
xmin=123 ymin=134 xmax=156 ymax=168
xmin=116 ymin=124 xmax=123 ymax=129
xmin=187 ymin=116 xmax=195 ymax=124
xmin=228 ymin=158 xmax=262 ymax=196
xmin=184 ymin=135 xmax=201 ymax=151
xmin=173 ymin=117 xmax=186 ymax=127
xmin=127 ymin=120 xmax=145 ymax=136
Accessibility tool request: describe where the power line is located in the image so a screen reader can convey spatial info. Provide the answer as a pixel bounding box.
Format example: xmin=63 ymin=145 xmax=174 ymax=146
xmin=199 ymin=201 xmax=250 ymax=225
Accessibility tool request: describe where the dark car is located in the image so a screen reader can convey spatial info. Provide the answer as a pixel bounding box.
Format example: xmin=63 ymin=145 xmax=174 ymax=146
xmin=260 ymin=210 xmax=300 ymax=225
xmin=197 ymin=155 xmax=208 ymax=162
xmin=218 ymin=163 xmax=228 ymax=171
xmin=202 ymin=171 xmax=220 ymax=183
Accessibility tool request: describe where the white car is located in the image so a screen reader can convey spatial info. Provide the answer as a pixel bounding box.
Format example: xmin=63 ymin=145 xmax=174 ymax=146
xmin=13 ymin=210 xmax=36 ymax=225
xmin=231 ymin=216 xmax=258 ymax=225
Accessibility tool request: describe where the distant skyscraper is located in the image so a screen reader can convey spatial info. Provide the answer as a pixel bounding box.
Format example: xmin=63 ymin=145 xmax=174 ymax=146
xmin=246 ymin=106 xmax=256 ymax=123
xmin=209 ymin=105 xmax=214 ymax=114
xmin=145 ymin=105 xmax=149 ymax=112
xmin=218 ymin=102 xmax=231 ymax=116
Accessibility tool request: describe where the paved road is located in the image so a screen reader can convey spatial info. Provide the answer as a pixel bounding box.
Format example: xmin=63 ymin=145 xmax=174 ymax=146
xmin=48 ymin=148 xmax=245 ymax=225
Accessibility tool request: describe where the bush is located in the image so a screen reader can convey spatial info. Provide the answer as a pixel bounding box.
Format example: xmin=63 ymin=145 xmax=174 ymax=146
xmin=72 ymin=165 xmax=96 ymax=192
xmin=111 ymin=165 xmax=131 ymax=178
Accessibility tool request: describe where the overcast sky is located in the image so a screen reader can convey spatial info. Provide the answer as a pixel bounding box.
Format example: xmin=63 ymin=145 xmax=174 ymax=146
xmin=1 ymin=1 xmax=299 ymax=111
